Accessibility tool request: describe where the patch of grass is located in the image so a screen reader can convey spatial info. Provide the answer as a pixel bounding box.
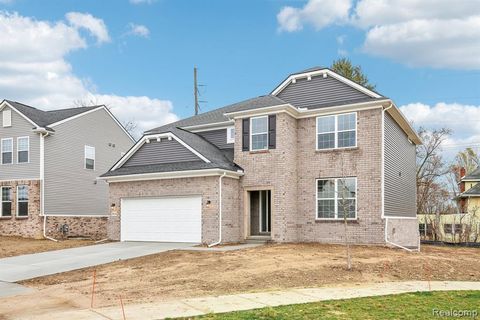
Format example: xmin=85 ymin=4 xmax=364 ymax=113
xmin=186 ymin=291 xmax=479 ymax=320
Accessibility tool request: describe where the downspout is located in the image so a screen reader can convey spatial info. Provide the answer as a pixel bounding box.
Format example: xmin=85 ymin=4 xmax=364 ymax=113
xmin=39 ymin=131 xmax=58 ymax=242
xmin=382 ymin=103 xmax=417 ymax=252
xmin=208 ymin=172 xmax=227 ymax=247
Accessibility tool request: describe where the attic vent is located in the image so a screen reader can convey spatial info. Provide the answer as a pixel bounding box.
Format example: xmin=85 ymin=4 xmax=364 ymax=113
xmin=292 ymin=78 xmax=297 ymax=84
xmin=2 ymin=109 xmax=11 ymax=127
xmin=307 ymin=75 xmax=312 ymax=81
xmin=323 ymin=73 xmax=327 ymax=78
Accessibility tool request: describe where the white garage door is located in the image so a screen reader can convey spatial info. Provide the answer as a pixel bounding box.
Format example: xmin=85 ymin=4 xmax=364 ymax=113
xmin=121 ymin=196 xmax=202 ymax=242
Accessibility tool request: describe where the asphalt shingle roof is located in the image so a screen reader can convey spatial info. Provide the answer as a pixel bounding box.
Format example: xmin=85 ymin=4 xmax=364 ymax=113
xmin=146 ymin=95 xmax=286 ymax=134
xmin=461 ymin=183 xmax=480 ymax=196
xmin=4 ymin=100 xmax=101 ymax=128
xmin=463 ymin=167 xmax=480 ymax=180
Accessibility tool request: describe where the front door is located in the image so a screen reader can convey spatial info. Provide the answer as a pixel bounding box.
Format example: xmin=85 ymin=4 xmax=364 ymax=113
xmin=249 ymin=190 xmax=271 ymax=236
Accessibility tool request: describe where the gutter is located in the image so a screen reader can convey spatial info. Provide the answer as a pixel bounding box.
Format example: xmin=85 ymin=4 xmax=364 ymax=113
xmin=208 ymin=172 xmax=227 ymax=247
xmin=39 ymin=131 xmax=58 ymax=242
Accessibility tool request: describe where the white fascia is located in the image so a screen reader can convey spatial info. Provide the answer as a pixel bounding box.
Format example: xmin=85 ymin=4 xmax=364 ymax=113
xmin=99 ymin=168 xmax=243 ymax=183
xmin=0 ymin=100 xmax=40 ymax=128
xmin=270 ymin=68 xmax=382 ymax=98
xmin=110 ymin=132 xmax=210 ymax=171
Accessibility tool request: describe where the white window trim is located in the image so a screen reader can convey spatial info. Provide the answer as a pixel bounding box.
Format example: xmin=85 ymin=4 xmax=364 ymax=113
xmin=316 ymin=177 xmax=358 ymax=220
xmin=250 ymin=115 xmax=269 ymax=151
xmin=226 ymin=126 xmax=235 ymax=144
xmin=16 ymin=185 xmax=28 ymax=217
xmin=84 ymin=145 xmax=95 ymax=170
xmin=3 ymin=109 xmax=12 ymax=127
xmin=1 ymin=138 xmax=13 ymax=165
xmin=1 ymin=186 xmax=12 ymax=217
xmin=17 ymin=136 xmax=29 ymax=164
xmin=316 ymin=112 xmax=357 ymax=150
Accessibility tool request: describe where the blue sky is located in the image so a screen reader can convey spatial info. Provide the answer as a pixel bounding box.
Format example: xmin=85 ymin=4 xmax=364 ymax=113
xmin=0 ymin=0 xmax=479 ymax=153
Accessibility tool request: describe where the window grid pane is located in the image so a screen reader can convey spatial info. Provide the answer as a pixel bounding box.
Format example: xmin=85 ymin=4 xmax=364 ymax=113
xmin=2 ymin=187 xmax=11 ymax=202
xmin=338 ymin=113 xmax=356 ymax=131
xmin=2 ymin=139 xmax=12 ymax=152
xmin=317 ymin=133 xmax=335 ymax=149
xmin=318 ymin=199 xmax=335 ymax=219
xmin=251 ymin=117 xmax=268 ymax=134
xmin=317 ymin=116 xmax=335 ymax=133
xmin=251 ymin=133 xmax=268 ymax=150
xmin=18 ymin=185 xmax=28 ymax=201
xmin=18 ymin=137 xmax=29 ymax=151
xmin=338 ymin=131 xmax=356 ymax=148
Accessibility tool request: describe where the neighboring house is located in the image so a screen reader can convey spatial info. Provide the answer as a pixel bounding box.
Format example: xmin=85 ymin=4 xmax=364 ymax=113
xmin=0 ymin=100 xmax=134 ymax=239
xmin=419 ymin=167 xmax=480 ymax=243
xmin=101 ymin=67 xmax=421 ymax=248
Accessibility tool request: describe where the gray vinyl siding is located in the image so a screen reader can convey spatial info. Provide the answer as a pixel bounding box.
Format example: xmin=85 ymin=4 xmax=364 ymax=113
xmin=44 ymin=108 xmax=133 ymax=216
xmin=197 ymin=129 xmax=233 ymax=150
xmin=0 ymin=106 xmax=40 ymax=180
xmin=277 ymin=74 xmax=369 ymax=108
xmin=122 ymin=139 xmax=201 ymax=167
xmin=384 ymin=113 xmax=416 ymax=217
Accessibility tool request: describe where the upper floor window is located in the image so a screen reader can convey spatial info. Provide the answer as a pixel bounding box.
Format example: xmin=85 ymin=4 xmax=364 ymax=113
xmin=1 ymin=138 xmax=13 ymax=164
xmin=250 ymin=116 xmax=268 ymax=151
xmin=17 ymin=185 xmax=28 ymax=217
xmin=1 ymin=186 xmax=12 ymax=217
xmin=2 ymin=109 xmax=11 ymax=127
xmin=316 ymin=113 xmax=356 ymax=150
xmin=227 ymin=126 xmax=235 ymax=144
xmin=317 ymin=177 xmax=357 ymax=220
xmin=17 ymin=137 xmax=29 ymax=163
xmin=85 ymin=145 xmax=95 ymax=170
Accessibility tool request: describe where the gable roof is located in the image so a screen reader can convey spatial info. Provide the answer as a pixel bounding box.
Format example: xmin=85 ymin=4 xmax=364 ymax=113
xmin=102 ymin=127 xmax=241 ymax=178
xmin=2 ymin=100 xmax=101 ymax=128
xmin=146 ymin=95 xmax=286 ymax=134
xmin=463 ymin=167 xmax=480 ymax=180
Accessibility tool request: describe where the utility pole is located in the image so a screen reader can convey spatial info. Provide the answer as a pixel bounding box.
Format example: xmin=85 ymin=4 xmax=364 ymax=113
xmin=194 ymin=66 xmax=199 ymax=115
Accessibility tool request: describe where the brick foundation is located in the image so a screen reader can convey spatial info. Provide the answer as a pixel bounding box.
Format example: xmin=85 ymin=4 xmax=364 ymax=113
xmin=0 ymin=179 xmax=108 ymax=240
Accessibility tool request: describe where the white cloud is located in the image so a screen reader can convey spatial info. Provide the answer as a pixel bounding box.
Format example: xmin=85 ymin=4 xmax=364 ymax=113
xmin=126 ymin=23 xmax=150 ymax=38
xmin=277 ymin=0 xmax=351 ymax=32
xmin=0 ymin=12 xmax=178 ymax=135
xmin=65 ymin=12 xmax=110 ymax=44
xmin=363 ymin=17 xmax=480 ymax=69
xmin=400 ymin=102 xmax=480 ymax=157
xmin=277 ymin=0 xmax=480 ymax=69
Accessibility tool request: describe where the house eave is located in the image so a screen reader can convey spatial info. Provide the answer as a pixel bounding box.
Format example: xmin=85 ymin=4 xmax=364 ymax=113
xmin=99 ymin=168 xmax=244 ymax=183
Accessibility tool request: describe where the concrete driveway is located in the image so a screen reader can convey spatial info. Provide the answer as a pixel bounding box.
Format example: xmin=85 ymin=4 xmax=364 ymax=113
xmin=0 ymin=241 xmax=196 ymax=283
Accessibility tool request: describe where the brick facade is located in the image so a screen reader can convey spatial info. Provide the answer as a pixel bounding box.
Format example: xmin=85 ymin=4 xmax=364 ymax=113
xmin=296 ymin=108 xmax=385 ymax=244
xmin=0 ymin=180 xmax=43 ymax=238
xmin=0 ymin=179 xmax=108 ymax=240
xmin=107 ymin=176 xmax=241 ymax=244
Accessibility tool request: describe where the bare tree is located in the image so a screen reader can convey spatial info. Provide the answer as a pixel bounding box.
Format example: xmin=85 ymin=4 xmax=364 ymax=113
xmin=339 ymin=152 xmax=352 ymax=270
xmin=416 ymin=127 xmax=452 ymax=240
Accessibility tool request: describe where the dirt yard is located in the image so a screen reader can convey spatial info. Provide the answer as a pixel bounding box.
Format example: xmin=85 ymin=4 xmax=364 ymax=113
xmin=0 ymin=243 xmax=478 ymax=319
xmin=0 ymin=236 xmax=95 ymax=258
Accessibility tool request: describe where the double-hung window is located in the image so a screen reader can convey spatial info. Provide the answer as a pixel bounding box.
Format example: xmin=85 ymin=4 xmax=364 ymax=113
xmin=250 ymin=116 xmax=268 ymax=151
xmin=17 ymin=137 xmax=29 ymax=163
xmin=317 ymin=113 xmax=356 ymax=150
xmin=85 ymin=145 xmax=95 ymax=170
xmin=1 ymin=138 xmax=13 ymax=164
xmin=317 ymin=177 xmax=357 ymax=219
xmin=1 ymin=187 xmax=12 ymax=217
xmin=17 ymin=185 xmax=28 ymax=217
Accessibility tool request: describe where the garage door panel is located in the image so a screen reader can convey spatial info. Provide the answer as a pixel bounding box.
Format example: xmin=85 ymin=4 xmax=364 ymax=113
xmin=121 ymin=196 xmax=202 ymax=242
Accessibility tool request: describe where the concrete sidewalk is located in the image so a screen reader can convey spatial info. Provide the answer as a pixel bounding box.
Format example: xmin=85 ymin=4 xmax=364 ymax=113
xmin=23 ymin=281 xmax=480 ymax=320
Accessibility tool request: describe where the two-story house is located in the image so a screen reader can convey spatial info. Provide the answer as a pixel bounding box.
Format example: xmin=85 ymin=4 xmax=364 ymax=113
xmin=419 ymin=167 xmax=480 ymax=243
xmin=101 ymin=67 xmax=421 ymax=248
xmin=0 ymin=100 xmax=134 ymax=239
